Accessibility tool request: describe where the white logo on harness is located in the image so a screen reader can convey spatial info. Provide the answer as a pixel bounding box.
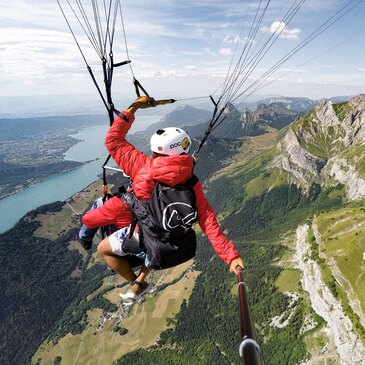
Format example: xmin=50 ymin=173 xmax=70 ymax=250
xmin=162 ymin=202 xmax=197 ymax=230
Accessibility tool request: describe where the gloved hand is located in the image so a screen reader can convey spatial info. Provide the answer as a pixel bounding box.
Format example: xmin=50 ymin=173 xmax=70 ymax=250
xmin=129 ymin=96 xmax=157 ymax=110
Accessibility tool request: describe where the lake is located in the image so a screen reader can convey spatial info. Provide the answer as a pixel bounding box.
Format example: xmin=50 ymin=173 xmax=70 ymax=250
xmin=0 ymin=114 xmax=161 ymax=233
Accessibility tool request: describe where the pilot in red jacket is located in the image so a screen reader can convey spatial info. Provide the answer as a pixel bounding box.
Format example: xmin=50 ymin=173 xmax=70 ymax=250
xmin=82 ymin=97 xmax=244 ymax=301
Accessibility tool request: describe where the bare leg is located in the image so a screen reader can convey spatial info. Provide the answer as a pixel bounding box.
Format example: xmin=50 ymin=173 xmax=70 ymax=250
xmin=97 ymin=237 xmax=136 ymax=282
xmin=131 ymin=265 xmax=151 ymax=293
xmin=136 ymin=265 xmax=151 ymax=283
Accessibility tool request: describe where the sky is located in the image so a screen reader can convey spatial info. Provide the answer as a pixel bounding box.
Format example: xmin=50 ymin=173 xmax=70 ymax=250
xmin=1 ymin=0 xmax=365 ymax=106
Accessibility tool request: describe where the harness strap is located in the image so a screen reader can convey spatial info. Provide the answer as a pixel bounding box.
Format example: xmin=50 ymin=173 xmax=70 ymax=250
xmin=184 ymin=174 xmax=199 ymax=189
xmin=133 ymin=77 xmax=150 ymax=97
xmin=102 ymin=155 xmax=112 ymax=193
xmin=128 ymin=217 xmax=138 ymax=239
xmin=131 ymin=280 xmax=144 ymax=287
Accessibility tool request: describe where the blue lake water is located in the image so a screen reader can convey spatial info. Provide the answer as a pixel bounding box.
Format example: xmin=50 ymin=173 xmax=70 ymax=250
xmin=0 ymin=115 xmax=160 ymax=233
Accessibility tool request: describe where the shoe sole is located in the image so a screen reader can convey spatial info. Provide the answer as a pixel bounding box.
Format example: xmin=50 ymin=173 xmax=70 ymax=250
xmin=119 ymin=284 xmax=152 ymax=302
xmin=121 ymin=300 xmax=134 ymax=306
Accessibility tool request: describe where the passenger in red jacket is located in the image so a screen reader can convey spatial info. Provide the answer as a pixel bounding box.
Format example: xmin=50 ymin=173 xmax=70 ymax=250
xmin=82 ymin=97 xmax=244 ymax=301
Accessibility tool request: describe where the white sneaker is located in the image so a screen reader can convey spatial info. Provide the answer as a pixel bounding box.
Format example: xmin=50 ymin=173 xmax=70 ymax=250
xmin=120 ymin=283 xmax=151 ymax=302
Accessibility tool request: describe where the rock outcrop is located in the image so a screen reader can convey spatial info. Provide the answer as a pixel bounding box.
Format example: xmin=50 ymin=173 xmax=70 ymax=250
xmin=326 ymin=158 xmax=365 ymax=200
xmin=274 ymin=94 xmax=365 ymax=199
xmin=241 ymin=103 xmax=298 ymax=134
xmin=273 ymin=128 xmax=326 ymax=190
xmin=294 ymin=224 xmax=365 ymax=364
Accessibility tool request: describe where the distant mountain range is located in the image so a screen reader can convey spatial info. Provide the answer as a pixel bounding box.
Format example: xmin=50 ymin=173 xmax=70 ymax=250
xmin=131 ymin=97 xmax=301 ymax=144
xmin=131 ymin=104 xmax=212 ymax=140
xmin=236 ymin=95 xmax=354 ymax=113
xmin=131 ymin=94 xmax=355 ymax=143
xmin=0 ymin=93 xmax=354 ymax=118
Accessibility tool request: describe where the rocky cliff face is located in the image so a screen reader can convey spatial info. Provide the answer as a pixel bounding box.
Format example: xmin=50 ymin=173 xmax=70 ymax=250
xmin=271 ymin=128 xmax=326 ymax=190
xmin=240 ymin=109 xmax=256 ymax=131
xmin=342 ymin=94 xmax=365 ymax=146
xmin=275 ymin=94 xmax=365 ymax=200
xmin=240 ymin=102 xmax=298 ymax=135
xmin=237 ymin=95 xmax=316 ymax=113
xmin=325 ymin=159 xmax=365 ymax=200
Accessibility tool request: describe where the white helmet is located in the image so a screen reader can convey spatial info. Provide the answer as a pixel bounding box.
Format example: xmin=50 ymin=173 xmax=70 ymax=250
xmin=150 ymin=127 xmax=192 ymax=156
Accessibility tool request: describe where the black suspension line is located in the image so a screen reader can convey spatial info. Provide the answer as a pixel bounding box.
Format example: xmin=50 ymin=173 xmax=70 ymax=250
xmin=73 ymin=0 xmax=101 ymax=55
xmin=210 ymin=0 xmax=303 ymax=120
xmin=118 ymin=0 xmax=135 ymax=78
xmin=224 ymin=0 xmax=305 ymax=106
xmin=231 ymin=0 xmax=363 ymax=104
xmin=92 ymin=0 xmax=105 ymax=57
xmin=58 ymin=0 xmax=133 ymax=193
xmin=57 ymin=0 xmax=90 ymax=66
xmin=195 ymin=0 xmax=362 ymax=158
xmin=245 ymin=33 xmax=359 ymax=101
xmin=221 ymin=0 xmax=272 ymax=104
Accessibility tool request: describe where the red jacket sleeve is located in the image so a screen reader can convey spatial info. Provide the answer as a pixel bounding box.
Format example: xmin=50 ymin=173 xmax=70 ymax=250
xmin=105 ymin=110 xmax=148 ymax=180
xmin=193 ymin=181 xmax=241 ymax=265
xmin=82 ymin=197 xmax=132 ymax=229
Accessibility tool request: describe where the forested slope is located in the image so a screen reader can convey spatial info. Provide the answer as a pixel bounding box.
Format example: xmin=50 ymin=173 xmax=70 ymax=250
xmin=116 ymin=151 xmax=346 ymax=365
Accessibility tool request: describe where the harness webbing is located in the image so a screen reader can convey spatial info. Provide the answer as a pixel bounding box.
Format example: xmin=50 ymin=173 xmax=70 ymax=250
xmin=193 ymin=95 xmax=227 ymax=158
xmin=134 ymin=77 xmax=150 ymax=98
xmin=57 ymin=1 xmax=178 ymax=195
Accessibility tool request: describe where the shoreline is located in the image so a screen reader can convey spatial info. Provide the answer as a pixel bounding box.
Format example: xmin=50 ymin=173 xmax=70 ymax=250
xmin=0 ymin=119 xmax=107 ymax=202
xmin=0 ymin=162 xmax=84 ymax=201
xmin=0 ymin=157 xmax=100 ymax=202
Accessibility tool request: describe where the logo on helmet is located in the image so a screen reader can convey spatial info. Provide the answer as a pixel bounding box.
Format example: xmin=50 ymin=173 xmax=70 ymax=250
xmin=170 ymin=142 xmax=181 ymax=149
xmin=181 ymin=137 xmax=190 ymax=150
xmin=169 ymin=137 xmax=190 ymax=150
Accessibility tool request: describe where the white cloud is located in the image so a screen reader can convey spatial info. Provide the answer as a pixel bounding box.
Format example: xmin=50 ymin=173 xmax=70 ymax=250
xmin=202 ymin=48 xmax=217 ymax=57
xmin=262 ymin=21 xmax=301 ymax=40
xmin=219 ymin=48 xmax=233 ymax=56
xmin=222 ymin=34 xmax=255 ymax=45
xmin=179 ymin=50 xmax=205 ymax=56
xmin=0 ymin=0 xmax=362 ymax=100
xmin=223 ymin=34 xmax=240 ymax=44
xmin=0 ymin=27 xmax=84 ymax=81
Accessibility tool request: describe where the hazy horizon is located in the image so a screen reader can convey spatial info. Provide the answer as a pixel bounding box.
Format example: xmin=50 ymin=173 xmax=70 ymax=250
xmin=0 ymin=91 xmax=358 ymax=119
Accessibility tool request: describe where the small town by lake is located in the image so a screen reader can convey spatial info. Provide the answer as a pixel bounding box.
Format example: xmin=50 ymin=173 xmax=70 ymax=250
xmin=0 ymin=115 xmax=160 ymax=233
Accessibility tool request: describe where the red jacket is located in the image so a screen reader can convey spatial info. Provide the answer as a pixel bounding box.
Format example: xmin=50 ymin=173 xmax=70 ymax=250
xmin=83 ymin=110 xmax=240 ymax=265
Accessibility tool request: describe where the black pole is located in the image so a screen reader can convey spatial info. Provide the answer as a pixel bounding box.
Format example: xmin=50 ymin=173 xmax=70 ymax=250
xmin=237 ymin=266 xmax=262 ymax=365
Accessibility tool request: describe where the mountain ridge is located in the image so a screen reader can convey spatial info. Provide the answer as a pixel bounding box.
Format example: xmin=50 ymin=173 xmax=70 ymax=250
xmin=272 ymin=94 xmax=365 ymax=198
